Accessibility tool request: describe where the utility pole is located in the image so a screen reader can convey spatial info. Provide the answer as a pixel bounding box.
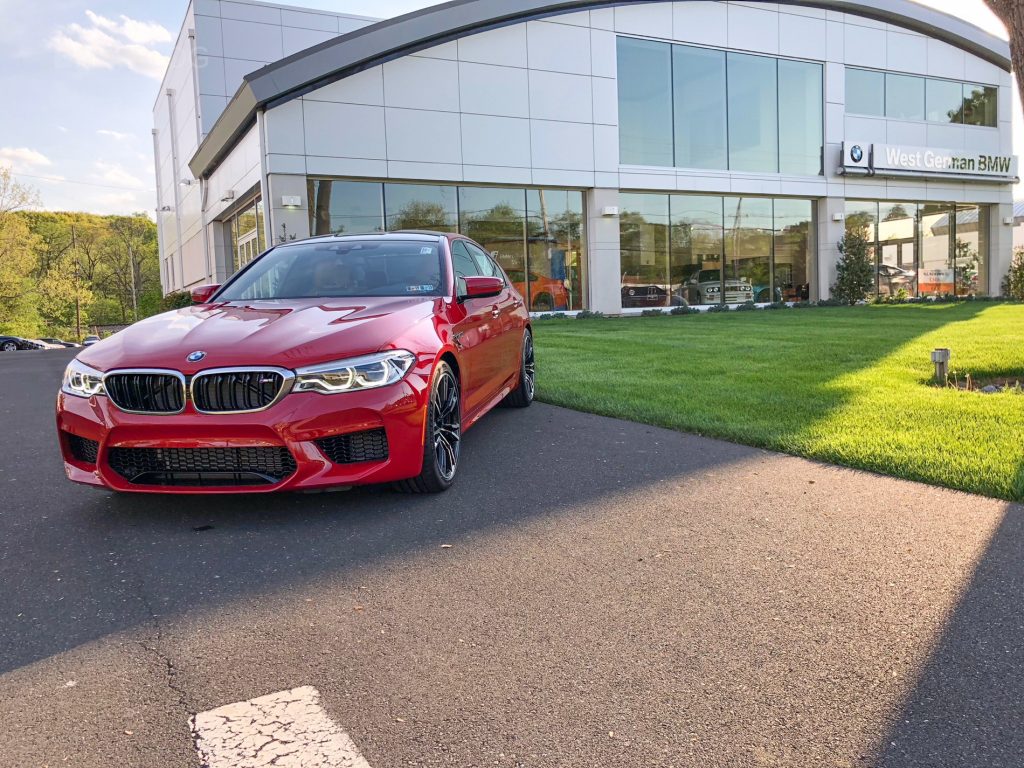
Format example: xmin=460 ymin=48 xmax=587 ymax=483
xmin=71 ymin=224 xmax=81 ymax=341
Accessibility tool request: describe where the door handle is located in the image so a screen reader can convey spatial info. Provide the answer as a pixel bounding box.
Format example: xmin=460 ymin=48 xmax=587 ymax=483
xmin=490 ymin=307 xmax=500 ymax=318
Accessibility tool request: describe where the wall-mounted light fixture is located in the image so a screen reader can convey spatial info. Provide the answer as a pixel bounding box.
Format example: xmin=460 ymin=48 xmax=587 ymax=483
xmin=832 ymin=213 xmax=845 ymax=222
xmin=179 ymin=179 xmax=195 ymax=187
xmin=1003 ymin=216 xmax=1014 ymax=225
xmin=600 ymin=206 xmax=619 ymax=217
xmin=159 ymin=205 xmax=173 ymax=212
xmin=282 ymin=195 xmax=302 ymax=208
xmin=221 ymin=190 xmax=236 ymax=203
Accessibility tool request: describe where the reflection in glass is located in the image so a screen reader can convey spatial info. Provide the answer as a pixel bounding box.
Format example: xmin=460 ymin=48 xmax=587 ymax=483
xmin=845 ymin=201 xmax=879 ymax=293
xmin=619 ymin=194 xmax=670 ymax=308
xmin=944 ymin=205 xmax=988 ymax=296
xmin=617 ymin=37 xmax=673 ymax=166
xmin=724 ymin=197 xmax=771 ymax=303
xmin=671 ymin=195 xmax=724 ymax=306
xmin=962 ymin=84 xmax=998 ymax=127
xmin=384 ymin=184 xmax=457 ymax=232
xmin=673 ymin=45 xmax=728 ymax=170
xmin=846 ymin=68 xmax=885 ymax=116
xmin=458 ymin=186 xmax=526 ymax=284
xmin=728 ymin=53 xmax=778 ymax=173
xmin=308 ymin=180 xmax=383 ymax=236
xmin=926 ymin=78 xmax=964 ymax=123
xmin=778 ymin=60 xmax=823 ymax=175
xmin=773 ymin=199 xmax=813 ymax=302
xmin=878 ymin=203 xmax=918 ymax=296
xmin=920 ymin=203 xmax=953 ymax=297
xmin=885 ymin=74 xmax=925 ymax=121
xmin=526 ymin=189 xmax=585 ymax=311
xmin=231 ymin=198 xmax=263 ymax=272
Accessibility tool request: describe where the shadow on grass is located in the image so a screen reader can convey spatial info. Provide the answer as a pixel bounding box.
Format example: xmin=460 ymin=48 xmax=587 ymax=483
xmin=870 ymin=501 xmax=1024 ymax=767
xmin=535 ymin=303 xmax=1020 ymax=497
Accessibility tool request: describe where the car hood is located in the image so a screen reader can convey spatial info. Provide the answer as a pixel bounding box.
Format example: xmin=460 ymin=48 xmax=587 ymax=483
xmin=79 ymin=297 xmax=439 ymax=373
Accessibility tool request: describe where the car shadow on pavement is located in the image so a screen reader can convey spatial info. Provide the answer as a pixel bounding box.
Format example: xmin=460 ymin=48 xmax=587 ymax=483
xmin=0 ymin=397 xmax=755 ymax=677
xmin=870 ymin=501 xmax=1024 ymax=768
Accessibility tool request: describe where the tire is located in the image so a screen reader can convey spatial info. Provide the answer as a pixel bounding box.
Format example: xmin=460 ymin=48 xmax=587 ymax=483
xmin=1 ymin=342 xmax=16 ymax=352
xmin=394 ymin=360 xmax=461 ymax=494
xmin=502 ymin=330 xmax=535 ymax=408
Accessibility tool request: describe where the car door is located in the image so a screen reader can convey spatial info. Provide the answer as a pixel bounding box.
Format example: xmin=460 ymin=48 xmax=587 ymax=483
xmin=465 ymin=241 xmax=523 ymax=389
xmin=449 ymin=239 xmax=505 ymax=417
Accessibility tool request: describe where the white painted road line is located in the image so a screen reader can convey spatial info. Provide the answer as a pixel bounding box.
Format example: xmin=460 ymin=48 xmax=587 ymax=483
xmin=191 ymin=686 xmax=373 ymax=768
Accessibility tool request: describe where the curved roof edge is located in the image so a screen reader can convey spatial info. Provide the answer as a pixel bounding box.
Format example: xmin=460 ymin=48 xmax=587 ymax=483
xmin=189 ymin=0 xmax=1011 ymax=179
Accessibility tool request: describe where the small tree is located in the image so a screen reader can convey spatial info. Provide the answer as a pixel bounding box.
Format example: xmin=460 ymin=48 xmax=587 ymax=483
xmin=1002 ymin=248 xmax=1024 ymax=299
xmin=831 ymin=230 xmax=875 ymax=305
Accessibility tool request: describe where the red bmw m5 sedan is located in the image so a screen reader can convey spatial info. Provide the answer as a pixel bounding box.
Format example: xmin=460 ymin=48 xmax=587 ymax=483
xmin=56 ymin=231 xmax=535 ymax=494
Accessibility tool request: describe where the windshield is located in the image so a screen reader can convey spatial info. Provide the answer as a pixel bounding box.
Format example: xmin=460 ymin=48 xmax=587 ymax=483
xmin=218 ymin=239 xmax=446 ymax=301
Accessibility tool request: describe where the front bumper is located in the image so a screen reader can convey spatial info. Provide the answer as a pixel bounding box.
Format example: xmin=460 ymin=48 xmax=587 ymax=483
xmin=56 ymin=375 xmax=429 ymax=494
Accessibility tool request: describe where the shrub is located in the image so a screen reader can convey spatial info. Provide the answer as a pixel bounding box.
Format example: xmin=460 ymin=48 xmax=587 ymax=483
xmin=640 ymin=309 xmax=666 ymax=317
xmin=670 ymin=305 xmax=699 ymax=315
xmin=734 ymin=300 xmax=759 ymax=311
xmin=791 ymin=300 xmax=815 ymax=309
xmin=535 ymin=312 xmax=568 ymax=321
xmin=161 ymin=291 xmax=193 ymax=311
xmin=706 ymin=303 xmax=731 ymax=313
xmin=816 ymin=297 xmax=845 ymax=307
xmin=832 ymin=231 xmax=875 ymax=305
xmin=1002 ymin=249 xmax=1024 ymax=300
xmin=575 ymin=310 xmax=605 ymax=320
xmin=894 ymin=287 xmax=909 ymax=303
xmin=764 ymin=301 xmax=790 ymax=310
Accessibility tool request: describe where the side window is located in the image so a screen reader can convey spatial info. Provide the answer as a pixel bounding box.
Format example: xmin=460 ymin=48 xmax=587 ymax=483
xmin=466 ymin=242 xmax=503 ymax=281
xmin=451 ymin=240 xmax=481 ymax=279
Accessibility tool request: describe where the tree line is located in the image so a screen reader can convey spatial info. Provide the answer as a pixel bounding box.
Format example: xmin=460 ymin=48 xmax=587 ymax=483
xmin=0 ymin=168 xmax=169 ymax=341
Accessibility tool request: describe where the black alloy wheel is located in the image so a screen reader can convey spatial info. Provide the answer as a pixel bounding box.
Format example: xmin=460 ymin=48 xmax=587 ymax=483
xmin=502 ymin=330 xmax=535 ymax=408
xmin=396 ymin=360 xmax=461 ymax=493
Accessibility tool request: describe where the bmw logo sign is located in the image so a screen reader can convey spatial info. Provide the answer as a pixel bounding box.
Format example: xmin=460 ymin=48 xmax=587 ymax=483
xmin=187 ymin=351 xmax=207 ymax=363
xmin=850 ymin=145 xmax=864 ymax=163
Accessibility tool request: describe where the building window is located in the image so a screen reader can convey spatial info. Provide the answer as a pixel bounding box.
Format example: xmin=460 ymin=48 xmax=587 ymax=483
xmin=307 ymin=180 xmax=587 ymax=311
xmin=620 ymin=193 xmax=814 ymax=307
xmin=845 ymin=200 xmax=990 ymax=297
xmin=228 ymin=196 xmax=265 ymax=272
xmin=617 ymin=37 xmax=823 ymax=175
xmin=673 ymin=45 xmax=728 ymax=170
xmin=617 ymin=37 xmax=674 ymax=167
xmin=846 ymin=69 xmax=998 ymax=126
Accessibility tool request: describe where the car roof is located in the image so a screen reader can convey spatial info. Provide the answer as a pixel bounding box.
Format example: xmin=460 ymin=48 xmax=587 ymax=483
xmin=281 ymin=231 xmax=447 ymax=247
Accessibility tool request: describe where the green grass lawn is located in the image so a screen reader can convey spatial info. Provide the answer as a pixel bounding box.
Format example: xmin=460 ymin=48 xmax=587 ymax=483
xmin=533 ymin=304 xmax=1024 ymax=502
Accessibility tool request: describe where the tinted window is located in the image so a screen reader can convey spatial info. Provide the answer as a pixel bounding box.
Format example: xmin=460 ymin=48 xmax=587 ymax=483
xmin=846 ymin=68 xmax=885 ymax=116
xmin=384 ymin=183 xmax=458 ymax=232
xmin=617 ymin=37 xmax=673 ymax=166
xmin=728 ymin=52 xmax=778 ymax=173
xmin=219 ymin=240 xmax=444 ymax=300
xmin=886 ymin=74 xmax=925 ymax=120
xmin=673 ymin=45 xmax=727 ymax=170
xmin=307 ymin=180 xmax=383 ymax=236
xmin=778 ymin=59 xmax=823 ymax=175
xmin=927 ymin=78 xmax=964 ymax=123
xmin=465 ymin=242 xmax=502 ymax=280
xmin=963 ymin=84 xmax=998 ymax=127
xmin=450 ymin=240 xmax=481 ymax=280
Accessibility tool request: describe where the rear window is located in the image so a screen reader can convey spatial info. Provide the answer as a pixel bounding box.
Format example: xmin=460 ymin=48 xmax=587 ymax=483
xmin=218 ymin=239 xmax=445 ymax=300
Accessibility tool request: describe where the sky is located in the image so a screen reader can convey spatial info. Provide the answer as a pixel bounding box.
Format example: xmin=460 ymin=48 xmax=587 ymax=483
xmin=0 ymin=0 xmax=1014 ymax=216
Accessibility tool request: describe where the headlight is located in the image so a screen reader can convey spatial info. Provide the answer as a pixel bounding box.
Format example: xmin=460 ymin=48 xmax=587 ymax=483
xmin=293 ymin=350 xmax=416 ymax=394
xmin=62 ymin=359 xmax=105 ymax=398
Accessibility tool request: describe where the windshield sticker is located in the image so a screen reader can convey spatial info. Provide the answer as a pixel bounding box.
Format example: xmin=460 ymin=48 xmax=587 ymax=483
xmin=420 ymin=246 xmax=433 ymax=255
xmin=407 ymin=285 xmax=435 ymax=293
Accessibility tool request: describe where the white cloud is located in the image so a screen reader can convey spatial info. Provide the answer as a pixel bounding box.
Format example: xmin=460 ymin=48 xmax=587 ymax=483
xmin=93 ymin=160 xmax=146 ymax=190
xmin=84 ymin=10 xmax=173 ymax=46
xmin=0 ymin=147 xmax=53 ymax=172
xmin=49 ymin=11 xmax=171 ymax=80
xmin=98 ymin=129 xmax=133 ymax=141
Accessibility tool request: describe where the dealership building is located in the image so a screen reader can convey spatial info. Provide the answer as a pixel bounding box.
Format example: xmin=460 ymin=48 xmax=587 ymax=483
xmin=154 ymin=0 xmax=1018 ymax=311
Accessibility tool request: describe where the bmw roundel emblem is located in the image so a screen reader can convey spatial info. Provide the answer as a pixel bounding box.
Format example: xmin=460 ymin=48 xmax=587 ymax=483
xmin=850 ymin=145 xmax=864 ymax=163
xmin=187 ymin=351 xmax=207 ymax=363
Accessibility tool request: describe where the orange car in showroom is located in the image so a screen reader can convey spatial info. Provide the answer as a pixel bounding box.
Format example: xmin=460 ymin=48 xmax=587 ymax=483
xmin=505 ymin=269 xmax=570 ymax=311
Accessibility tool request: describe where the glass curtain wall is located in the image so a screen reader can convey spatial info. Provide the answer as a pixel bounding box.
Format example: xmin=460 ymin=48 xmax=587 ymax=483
xmin=846 ymin=200 xmax=990 ymax=297
xmin=620 ymin=193 xmax=814 ymax=307
xmin=228 ymin=196 xmax=266 ymax=272
xmin=846 ymin=69 xmax=998 ymax=127
xmin=307 ymin=180 xmax=586 ymax=311
xmin=618 ymin=37 xmax=823 ymax=175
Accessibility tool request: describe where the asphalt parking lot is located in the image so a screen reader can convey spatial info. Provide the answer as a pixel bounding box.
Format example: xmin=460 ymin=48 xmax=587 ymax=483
xmin=1 ymin=348 xmax=1022 ymax=767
